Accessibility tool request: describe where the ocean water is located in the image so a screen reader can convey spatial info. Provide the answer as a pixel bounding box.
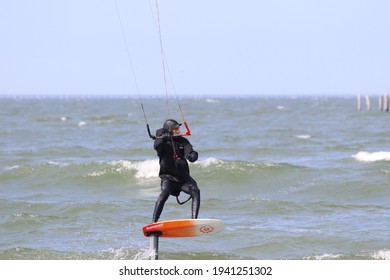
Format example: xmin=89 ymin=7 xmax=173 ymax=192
xmin=1 ymin=96 xmax=390 ymax=260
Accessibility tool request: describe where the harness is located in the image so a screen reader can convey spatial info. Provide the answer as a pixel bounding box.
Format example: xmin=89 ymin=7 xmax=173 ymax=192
xmin=176 ymin=195 xmax=192 ymax=205
xmin=170 ymin=185 xmax=192 ymax=205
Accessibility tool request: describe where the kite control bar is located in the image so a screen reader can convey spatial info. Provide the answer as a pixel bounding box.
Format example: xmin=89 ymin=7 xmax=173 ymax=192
xmin=146 ymin=121 xmax=191 ymax=140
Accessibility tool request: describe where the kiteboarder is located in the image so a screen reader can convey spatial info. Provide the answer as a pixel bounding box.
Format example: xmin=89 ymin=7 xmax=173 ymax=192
xmin=152 ymin=119 xmax=200 ymax=223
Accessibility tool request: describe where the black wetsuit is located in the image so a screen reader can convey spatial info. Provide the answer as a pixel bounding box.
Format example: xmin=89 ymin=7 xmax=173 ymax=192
xmin=152 ymin=128 xmax=200 ymax=223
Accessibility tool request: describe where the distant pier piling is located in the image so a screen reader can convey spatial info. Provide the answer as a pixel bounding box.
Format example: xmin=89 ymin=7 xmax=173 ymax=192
xmin=357 ymin=93 xmax=389 ymax=112
xmin=365 ymin=95 xmax=371 ymax=111
xmin=384 ymin=93 xmax=389 ymax=112
xmin=357 ymin=94 xmax=362 ymax=111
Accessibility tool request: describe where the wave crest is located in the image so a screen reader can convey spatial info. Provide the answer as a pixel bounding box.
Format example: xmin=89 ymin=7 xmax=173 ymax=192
xmin=352 ymin=151 xmax=390 ymax=162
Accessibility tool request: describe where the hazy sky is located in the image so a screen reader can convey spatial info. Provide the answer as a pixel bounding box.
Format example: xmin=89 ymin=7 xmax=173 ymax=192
xmin=1 ymin=0 xmax=389 ymax=97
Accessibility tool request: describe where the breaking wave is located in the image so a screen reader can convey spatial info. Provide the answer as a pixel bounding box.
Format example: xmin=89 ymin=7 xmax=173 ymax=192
xmin=352 ymin=151 xmax=390 ymax=162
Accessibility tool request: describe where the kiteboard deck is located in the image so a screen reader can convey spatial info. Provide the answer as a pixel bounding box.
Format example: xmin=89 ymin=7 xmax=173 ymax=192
xmin=142 ymin=219 xmax=223 ymax=238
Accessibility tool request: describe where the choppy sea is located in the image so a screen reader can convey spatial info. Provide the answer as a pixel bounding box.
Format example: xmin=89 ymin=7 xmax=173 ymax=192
xmin=1 ymin=96 xmax=390 ymax=260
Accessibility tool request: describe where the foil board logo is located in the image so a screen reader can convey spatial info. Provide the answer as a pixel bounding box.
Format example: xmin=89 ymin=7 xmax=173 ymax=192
xmin=146 ymin=223 xmax=164 ymax=231
xmin=199 ymin=225 xmax=214 ymax=234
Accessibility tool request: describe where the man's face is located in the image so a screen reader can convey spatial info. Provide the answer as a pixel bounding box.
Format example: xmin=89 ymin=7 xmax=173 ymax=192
xmin=172 ymin=127 xmax=181 ymax=137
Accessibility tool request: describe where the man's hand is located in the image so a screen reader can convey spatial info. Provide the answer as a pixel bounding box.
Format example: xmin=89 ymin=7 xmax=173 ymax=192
xmin=161 ymin=133 xmax=172 ymax=142
xmin=186 ymin=152 xmax=198 ymax=162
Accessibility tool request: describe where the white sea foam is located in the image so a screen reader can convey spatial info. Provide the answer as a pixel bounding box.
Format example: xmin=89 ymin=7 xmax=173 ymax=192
xmin=87 ymin=171 xmax=107 ymax=177
xmin=132 ymin=160 xmax=159 ymax=179
xmin=4 ymin=165 xmax=20 ymax=171
xmin=134 ymin=248 xmax=156 ymax=260
xmin=294 ymin=134 xmax=311 ymax=139
xmin=110 ymin=160 xmax=159 ymax=179
xmin=352 ymin=151 xmax=390 ymax=162
xmin=304 ymin=253 xmax=342 ymax=260
xmin=205 ymin=98 xmax=219 ymax=103
xmin=371 ymin=250 xmax=390 ymax=260
xmin=47 ymin=161 xmax=69 ymax=167
xmin=196 ymin=157 xmax=223 ymax=167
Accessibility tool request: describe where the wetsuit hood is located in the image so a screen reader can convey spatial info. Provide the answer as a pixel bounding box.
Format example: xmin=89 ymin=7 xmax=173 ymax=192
xmin=163 ymin=119 xmax=181 ymax=133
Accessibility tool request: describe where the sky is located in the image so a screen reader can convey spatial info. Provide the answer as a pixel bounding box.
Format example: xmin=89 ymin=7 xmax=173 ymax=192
xmin=1 ymin=0 xmax=389 ymax=97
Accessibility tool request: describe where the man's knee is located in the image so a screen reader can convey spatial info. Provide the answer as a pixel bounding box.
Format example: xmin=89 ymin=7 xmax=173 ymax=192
xmin=158 ymin=189 xmax=170 ymax=201
xmin=189 ymin=185 xmax=200 ymax=196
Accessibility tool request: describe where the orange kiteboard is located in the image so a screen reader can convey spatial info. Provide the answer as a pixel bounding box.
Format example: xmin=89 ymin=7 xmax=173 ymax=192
xmin=142 ymin=219 xmax=224 ymax=238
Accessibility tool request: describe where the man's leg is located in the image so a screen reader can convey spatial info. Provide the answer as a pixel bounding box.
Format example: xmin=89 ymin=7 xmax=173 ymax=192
xmin=181 ymin=179 xmax=200 ymax=219
xmin=152 ymin=179 xmax=172 ymax=222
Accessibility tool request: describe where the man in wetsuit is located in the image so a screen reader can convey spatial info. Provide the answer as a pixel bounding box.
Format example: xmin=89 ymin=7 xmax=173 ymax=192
xmin=152 ymin=119 xmax=200 ymax=223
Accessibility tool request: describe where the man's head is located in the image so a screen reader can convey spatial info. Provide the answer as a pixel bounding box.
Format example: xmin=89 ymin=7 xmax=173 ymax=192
xmin=163 ymin=119 xmax=181 ymax=136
